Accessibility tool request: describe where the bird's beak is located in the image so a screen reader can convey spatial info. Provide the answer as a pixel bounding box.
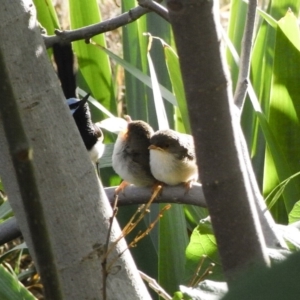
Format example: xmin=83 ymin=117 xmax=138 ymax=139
xmin=76 ymin=93 xmax=90 ymax=110
xmin=120 ymin=127 xmax=129 ymax=140
xmin=124 ymin=115 xmax=132 ymax=123
xmin=148 ymin=145 xmax=163 ymax=151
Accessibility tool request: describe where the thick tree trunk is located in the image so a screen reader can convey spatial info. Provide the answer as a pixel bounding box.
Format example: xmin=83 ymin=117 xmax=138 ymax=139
xmin=0 ymin=1 xmax=150 ymax=299
xmin=166 ymin=0 xmax=270 ymax=283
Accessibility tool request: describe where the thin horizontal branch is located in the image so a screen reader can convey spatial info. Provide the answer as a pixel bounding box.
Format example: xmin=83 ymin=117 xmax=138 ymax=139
xmin=44 ymin=3 xmax=169 ymax=48
xmin=0 ymin=183 xmax=205 ymax=246
xmin=106 ymin=182 xmax=206 ymax=207
xmin=0 ymin=217 xmax=21 ymax=245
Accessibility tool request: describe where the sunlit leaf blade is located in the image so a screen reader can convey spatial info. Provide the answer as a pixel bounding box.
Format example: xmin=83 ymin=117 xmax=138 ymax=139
xmin=162 ymin=42 xmax=191 ymax=133
xmin=250 ymin=0 xmax=299 ymax=115
xmin=122 ymin=0 xmax=150 ymax=122
xmin=246 ymin=3 xmax=280 ymax=183
xmin=267 ymin=180 xmax=291 ymax=211
xmin=0 ymin=265 xmax=36 ymax=300
xmin=69 ymin=0 xmax=116 ymax=120
xmin=247 ymin=27 xmax=273 ymax=177
xmin=184 ymin=205 xmax=209 ymax=232
xmin=256 ymin=8 xmax=278 ymax=28
xmin=146 ymin=12 xmax=174 ymax=128
xmin=277 ymin=9 xmax=300 ymax=51
xmin=147 ymin=52 xmax=169 ymax=130
xmin=289 ymin=201 xmax=300 ymax=224
xmin=264 ymin=172 xmax=300 ymax=211
xmin=33 ymin=0 xmax=60 ymax=34
xmin=254 ymin=110 xmax=297 ymax=221
xmin=94 ymin=45 xmax=177 ymax=106
xmin=96 ymin=117 xmax=127 ymax=133
xmin=159 ymin=205 xmax=188 ymax=295
xmin=263 ymin=10 xmax=300 ymax=221
xmin=226 ymin=0 xmax=247 ymax=90
xmin=77 ymin=87 xmax=115 ymax=118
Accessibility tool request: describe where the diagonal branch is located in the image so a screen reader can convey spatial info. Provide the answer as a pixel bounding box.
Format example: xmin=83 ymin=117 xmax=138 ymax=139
xmin=138 ymin=0 xmax=169 ymax=21
xmin=234 ymin=0 xmax=257 ymax=109
xmin=44 ymin=2 xmax=169 ymax=48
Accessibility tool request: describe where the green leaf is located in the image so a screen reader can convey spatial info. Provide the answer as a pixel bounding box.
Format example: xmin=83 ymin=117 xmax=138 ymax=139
xmin=226 ymin=0 xmax=248 ymax=90
xmin=159 ymin=204 xmax=189 ymax=295
xmin=69 ymin=0 xmax=116 ymax=120
xmin=0 ymin=201 xmax=13 ymax=220
xmin=278 ymin=9 xmax=300 ymax=51
xmin=0 ymin=264 xmax=36 ymax=300
xmin=245 ymin=1 xmax=300 ymax=188
xmin=256 ymin=8 xmax=278 ymax=28
xmin=147 ymin=50 xmax=169 ymax=130
xmin=265 ymin=172 xmax=300 ymax=211
xmin=263 ymin=9 xmax=300 ymax=220
xmin=162 ymin=41 xmax=191 ymax=133
xmin=77 ymin=88 xmax=115 ymax=118
xmin=289 ymin=201 xmax=300 ymax=224
xmin=122 ymin=0 xmax=150 ymax=122
xmin=0 ymin=243 xmax=28 ymax=263
xmin=185 ymin=222 xmax=224 ymax=284
xmin=94 ymin=45 xmax=177 ymax=106
xmin=33 ymin=0 xmax=60 ymax=34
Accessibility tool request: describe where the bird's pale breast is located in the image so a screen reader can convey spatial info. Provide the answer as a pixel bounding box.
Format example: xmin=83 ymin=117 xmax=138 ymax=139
xmin=150 ymin=149 xmax=197 ymax=185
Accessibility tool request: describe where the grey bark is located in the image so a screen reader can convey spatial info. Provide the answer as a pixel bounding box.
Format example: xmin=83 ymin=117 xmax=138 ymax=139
xmin=45 ymin=6 xmax=150 ymax=48
xmin=0 ymin=1 xmax=150 ymax=299
xmin=166 ymin=0 xmax=270 ymax=283
xmin=237 ymin=122 xmax=287 ymax=249
xmin=234 ymin=0 xmax=257 ymax=109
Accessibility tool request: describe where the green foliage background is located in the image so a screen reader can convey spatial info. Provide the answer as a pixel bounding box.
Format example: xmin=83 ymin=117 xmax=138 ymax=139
xmin=1 ymin=0 xmax=300 ymax=299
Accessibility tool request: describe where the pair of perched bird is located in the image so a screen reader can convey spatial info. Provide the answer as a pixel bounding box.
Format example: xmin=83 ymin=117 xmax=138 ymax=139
xmin=112 ymin=117 xmax=198 ymax=189
xmin=68 ymin=96 xmax=198 ymax=189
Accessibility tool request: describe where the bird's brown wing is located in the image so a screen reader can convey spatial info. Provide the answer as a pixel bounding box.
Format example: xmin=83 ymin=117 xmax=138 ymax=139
xmin=177 ymin=134 xmax=196 ymax=161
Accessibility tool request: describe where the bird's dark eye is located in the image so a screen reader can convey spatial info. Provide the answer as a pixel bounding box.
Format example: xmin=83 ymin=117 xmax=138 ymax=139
xmin=164 ymin=143 xmax=169 ymax=148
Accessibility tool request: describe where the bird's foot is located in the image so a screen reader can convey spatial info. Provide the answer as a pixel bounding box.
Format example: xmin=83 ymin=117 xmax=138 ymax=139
xmin=184 ymin=180 xmax=195 ymax=195
xmin=151 ymin=181 xmax=164 ymax=198
xmin=115 ymin=181 xmax=130 ymax=195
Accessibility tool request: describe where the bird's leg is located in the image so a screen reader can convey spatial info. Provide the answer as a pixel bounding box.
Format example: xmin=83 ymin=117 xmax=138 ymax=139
xmin=96 ymin=161 xmax=101 ymax=177
xmin=184 ymin=180 xmax=196 ymax=195
xmin=114 ymin=181 xmax=130 ymax=195
xmin=151 ymin=181 xmax=164 ymax=198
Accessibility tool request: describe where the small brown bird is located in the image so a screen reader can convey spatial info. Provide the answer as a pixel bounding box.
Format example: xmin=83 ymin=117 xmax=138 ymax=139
xmin=149 ymin=129 xmax=198 ymax=186
xmin=112 ymin=116 xmax=156 ymax=190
